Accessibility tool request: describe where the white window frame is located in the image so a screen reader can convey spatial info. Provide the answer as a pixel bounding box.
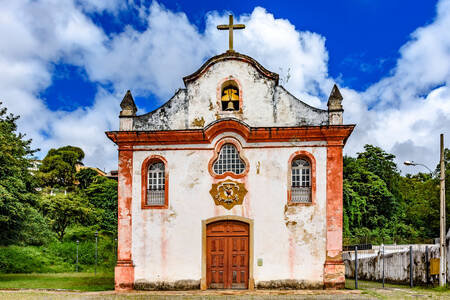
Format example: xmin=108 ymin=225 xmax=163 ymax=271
xmin=147 ymin=162 xmax=165 ymax=206
xmin=291 ymin=159 xmax=311 ymax=203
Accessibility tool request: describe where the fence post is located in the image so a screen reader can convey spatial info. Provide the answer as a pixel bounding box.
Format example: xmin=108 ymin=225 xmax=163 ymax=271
xmin=114 ymin=238 xmax=118 ymax=263
xmin=95 ymin=231 xmax=98 ymax=275
xmin=382 ymin=244 xmax=385 ymax=288
xmin=355 ymin=246 xmax=358 ymax=289
xmin=76 ymin=240 xmax=79 ymax=272
xmin=410 ymin=245 xmax=413 ymax=288
xmin=425 ymin=246 xmax=429 ymax=286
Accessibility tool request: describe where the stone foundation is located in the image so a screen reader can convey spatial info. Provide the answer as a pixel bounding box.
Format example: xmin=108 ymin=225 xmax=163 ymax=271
xmin=323 ymin=261 xmax=345 ymax=289
xmin=256 ymin=279 xmax=323 ymax=289
xmin=134 ymin=280 xmax=201 ymax=290
xmin=115 ymin=261 xmax=135 ymax=290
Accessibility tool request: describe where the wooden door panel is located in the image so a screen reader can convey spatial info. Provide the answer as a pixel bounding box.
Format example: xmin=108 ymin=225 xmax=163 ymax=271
xmin=207 ymin=237 xmax=227 ymax=289
xmin=229 ymin=236 xmax=248 ymax=289
xmin=206 ymin=221 xmax=249 ymax=289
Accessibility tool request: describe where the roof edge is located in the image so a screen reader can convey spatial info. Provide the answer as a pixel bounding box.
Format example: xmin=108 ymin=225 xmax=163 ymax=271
xmin=183 ymin=51 xmax=279 ymax=85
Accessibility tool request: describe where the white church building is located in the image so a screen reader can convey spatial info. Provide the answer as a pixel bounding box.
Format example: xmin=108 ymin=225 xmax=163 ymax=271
xmin=106 ymin=16 xmax=354 ymax=291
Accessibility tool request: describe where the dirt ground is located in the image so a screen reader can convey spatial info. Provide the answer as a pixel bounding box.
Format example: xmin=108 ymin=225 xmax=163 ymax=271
xmin=1 ymin=288 xmax=450 ymax=300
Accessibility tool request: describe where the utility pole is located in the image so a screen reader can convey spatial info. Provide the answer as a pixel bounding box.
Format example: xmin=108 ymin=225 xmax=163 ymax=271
xmin=440 ymin=133 xmax=446 ymax=286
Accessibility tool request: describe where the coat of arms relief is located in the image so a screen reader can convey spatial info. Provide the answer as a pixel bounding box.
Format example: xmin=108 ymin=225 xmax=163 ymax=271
xmin=209 ymin=180 xmax=247 ymax=210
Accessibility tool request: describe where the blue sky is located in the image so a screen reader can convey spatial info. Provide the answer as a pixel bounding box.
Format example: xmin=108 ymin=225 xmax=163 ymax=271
xmin=1 ymin=0 xmax=449 ymax=172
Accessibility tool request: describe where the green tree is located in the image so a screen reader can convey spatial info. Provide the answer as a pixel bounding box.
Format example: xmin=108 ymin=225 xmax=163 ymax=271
xmin=37 ymin=146 xmax=84 ymax=188
xmin=398 ymin=175 xmax=439 ymax=239
xmin=83 ymin=176 xmax=118 ymax=233
xmin=343 ymin=145 xmax=403 ymax=244
xmin=356 ymin=144 xmax=400 ymax=196
xmin=0 ymin=103 xmax=39 ymax=245
xmin=76 ymin=168 xmax=99 ymax=190
xmin=39 ymin=193 xmax=97 ymax=241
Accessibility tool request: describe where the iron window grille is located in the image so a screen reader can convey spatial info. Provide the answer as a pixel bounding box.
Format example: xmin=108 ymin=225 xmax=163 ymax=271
xmin=291 ymin=159 xmax=311 ymax=203
xmin=147 ymin=162 xmax=165 ymax=205
xmin=213 ymin=144 xmax=245 ymax=175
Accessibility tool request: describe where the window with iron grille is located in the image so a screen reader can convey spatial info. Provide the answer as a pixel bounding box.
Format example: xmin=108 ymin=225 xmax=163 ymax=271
xmin=213 ymin=144 xmax=245 ymax=175
xmin=291 ymin=159 xmax=311 ymax=203
xmin=147 ymin=162 xmax=165 ymax=206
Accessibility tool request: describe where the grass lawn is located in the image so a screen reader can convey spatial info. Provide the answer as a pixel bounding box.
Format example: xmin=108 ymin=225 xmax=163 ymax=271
xmin=0 ymin=272 xmax=114 ymax=291
xmin=346 ymin=278 xmax=450 ymax=299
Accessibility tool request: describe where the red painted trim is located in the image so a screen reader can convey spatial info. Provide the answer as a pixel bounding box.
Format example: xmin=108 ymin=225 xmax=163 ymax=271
xmin=105 ymin=119 xmax=355 ymax=146
xmin=324 ymin=141 xmax=345 ymax=288
xmin=116 ymin=149 xmax=134 ymax=290
xmin=130 ymin=144 xmax=332 ymax=151
xmin=208 ymin=137 xmax=250 ymax=179
xmin=287 ymin=150 xmax=316 ymax=206
xmin=141 ymin=155 xmax=169 ymax=209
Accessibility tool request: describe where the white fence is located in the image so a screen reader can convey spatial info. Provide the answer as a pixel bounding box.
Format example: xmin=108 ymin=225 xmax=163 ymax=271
xmin=343 ymin=244 xmax=441 ymax=284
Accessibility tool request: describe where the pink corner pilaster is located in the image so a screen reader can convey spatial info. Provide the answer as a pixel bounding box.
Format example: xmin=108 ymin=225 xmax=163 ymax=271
xmin=115 ymin=146 xmax=135 ymax=290
xmin=324 ymin=141 xmax=345 ymax=289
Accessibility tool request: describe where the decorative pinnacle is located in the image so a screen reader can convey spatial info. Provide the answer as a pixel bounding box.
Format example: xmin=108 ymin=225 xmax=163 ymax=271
xmin=327 ymin=84 xmax=343 ymax=111
xmin=120 ymin=90 xmax=137 ymax=116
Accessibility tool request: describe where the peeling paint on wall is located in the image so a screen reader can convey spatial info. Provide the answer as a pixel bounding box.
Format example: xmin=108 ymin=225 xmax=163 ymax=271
xmin=130 ymin=55 xmax=328 ymax=131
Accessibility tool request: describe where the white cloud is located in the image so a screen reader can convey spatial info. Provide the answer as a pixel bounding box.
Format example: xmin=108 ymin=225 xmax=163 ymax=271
xmin=81 ymin=1 xmax=211 ymax=100
xmin=1 ymin=0 xmax=450 ymax=174
xmin=344 ymin=0 xmax=450 ymax=173
xmin=76 ymin=0 xmax=126 ymax=14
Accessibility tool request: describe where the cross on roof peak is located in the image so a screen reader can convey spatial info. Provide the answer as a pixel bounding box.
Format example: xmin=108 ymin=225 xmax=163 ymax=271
xmin=217 ymin=15 xmax=245 ymax=52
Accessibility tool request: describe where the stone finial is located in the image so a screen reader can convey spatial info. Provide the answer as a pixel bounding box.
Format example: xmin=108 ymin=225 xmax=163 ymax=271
xmin=120 ymin=90 xmax=137 ymax=117
xmin=327 ymin=84 xmax=344 ymax=125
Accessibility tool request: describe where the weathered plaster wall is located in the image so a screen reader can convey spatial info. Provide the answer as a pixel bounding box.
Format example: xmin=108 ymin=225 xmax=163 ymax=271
xmin=134 ymin=89 xmax=188 ymax=131
xmin=132 ymin=59 xmax=328 ymax=131
xmin=131 ymin=133 xmax=328 ymax=286
xmin=343 ymin=245 xmax=439 ymax=284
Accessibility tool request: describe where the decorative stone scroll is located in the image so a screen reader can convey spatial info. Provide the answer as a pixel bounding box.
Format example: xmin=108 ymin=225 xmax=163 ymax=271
xmin=209 ymin=180 xmax=247 ymax=210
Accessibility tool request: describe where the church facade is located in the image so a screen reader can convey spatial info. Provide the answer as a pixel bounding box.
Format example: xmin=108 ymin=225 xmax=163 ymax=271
xmin=107 ymin=40 xmax=354 ymax=290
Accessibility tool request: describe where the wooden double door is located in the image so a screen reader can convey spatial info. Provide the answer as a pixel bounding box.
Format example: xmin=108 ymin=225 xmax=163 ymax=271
xmin=206 ymin=220 xmax=249 ymax=289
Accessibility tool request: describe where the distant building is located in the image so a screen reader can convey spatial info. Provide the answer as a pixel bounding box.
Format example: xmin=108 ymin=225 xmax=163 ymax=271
xmin=106 ymin=170 xmax=118 ymax=181
xmin=28 ymin=159 xmax=42 ymax=173
xmin=75 ymin=164 xmax=107 ymax=177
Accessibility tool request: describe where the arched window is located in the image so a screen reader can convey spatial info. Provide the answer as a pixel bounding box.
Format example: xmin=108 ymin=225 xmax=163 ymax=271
xmin=213 ymin=144 xmax=245 ymax=175
xmin=221 ymin=80 xmax=240 ymax=111
xmin=291 ymin=159 xmax=311 ymax=203
xmin=147 ymin=161 xmax=165 ymax=205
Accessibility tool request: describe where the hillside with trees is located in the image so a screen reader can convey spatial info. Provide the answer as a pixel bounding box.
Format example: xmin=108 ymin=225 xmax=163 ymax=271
xmin=343 ymin=145 xmax=450 ymax=245
xmin=0 ymin=103 xmax=118 ymax=272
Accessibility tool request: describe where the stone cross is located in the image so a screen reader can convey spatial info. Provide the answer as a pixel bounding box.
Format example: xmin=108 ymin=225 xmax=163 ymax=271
xmin=217 ymin=15 xmax=245 ymax=52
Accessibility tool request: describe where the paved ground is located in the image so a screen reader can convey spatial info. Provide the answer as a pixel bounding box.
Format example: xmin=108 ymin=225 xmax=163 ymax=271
xmin=0 ymin=289 xmax=371 ymax=300
xmin=1 ymin=286 xmax=450 ymax=299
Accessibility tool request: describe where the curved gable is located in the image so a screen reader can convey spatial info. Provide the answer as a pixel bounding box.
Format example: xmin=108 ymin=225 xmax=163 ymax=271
xmin=183 ymin=51 xmax=279 ymax=85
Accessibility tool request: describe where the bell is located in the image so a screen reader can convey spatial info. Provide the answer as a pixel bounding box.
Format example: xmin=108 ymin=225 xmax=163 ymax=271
xmin=225 ymin=100 xmax=235 ymax=111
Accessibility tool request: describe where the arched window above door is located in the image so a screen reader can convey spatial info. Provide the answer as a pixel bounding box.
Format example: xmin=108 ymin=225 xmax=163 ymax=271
xmin=213 ymin=143 xmax=245 ymax=175
xmin=209 ymin=138 xmax=249 ymax=179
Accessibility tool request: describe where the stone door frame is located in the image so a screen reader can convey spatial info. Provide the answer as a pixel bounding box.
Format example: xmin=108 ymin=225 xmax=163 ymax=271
xmin=201 ymin=215 xmax=254 ymax=290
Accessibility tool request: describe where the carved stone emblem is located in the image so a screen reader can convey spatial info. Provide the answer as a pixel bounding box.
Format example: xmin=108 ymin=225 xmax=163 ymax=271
xmin=209 ymin=180 xmax=247 ymax=210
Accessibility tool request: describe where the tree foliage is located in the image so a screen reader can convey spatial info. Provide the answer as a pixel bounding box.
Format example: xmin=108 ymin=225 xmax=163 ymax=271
xmin=76 ymin=168 xmax=100 ymax=190
xmin=83 ymin=176 xmax=118 ymax=234
xmin=39 ymin=193 xmax=97 ymax=241
xmin=344 ymin=144 xmax=449 ymax=245
xmin=0 ymin=103 xmax=39 ymax=245
xmin=37 ymin=146 xmax=85 ymax=188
